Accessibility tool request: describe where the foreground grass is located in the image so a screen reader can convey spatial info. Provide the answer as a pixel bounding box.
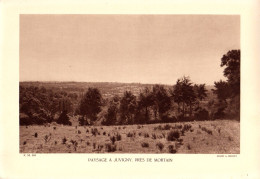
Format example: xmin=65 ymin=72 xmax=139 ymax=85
xmin=20 ymin=119 xmax=239 ymax=154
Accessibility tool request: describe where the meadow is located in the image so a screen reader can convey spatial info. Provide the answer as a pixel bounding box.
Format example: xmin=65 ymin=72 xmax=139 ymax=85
xmin=20 ymin=119 xmax=239 ymax=154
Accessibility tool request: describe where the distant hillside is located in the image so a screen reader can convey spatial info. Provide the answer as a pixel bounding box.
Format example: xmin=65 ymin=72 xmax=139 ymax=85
xmin=19 ymin=81 xmax=215 ymax=99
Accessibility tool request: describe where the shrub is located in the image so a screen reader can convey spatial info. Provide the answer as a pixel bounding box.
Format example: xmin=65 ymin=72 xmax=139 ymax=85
xmin=110 ymin=136 xmax=116 ymax=144
xmin=70 ymin=140 xmax=78 ymax=151
xmin=23 ymin=141 xmax=27 ymax=145
xmin=44 ymin=134 xmax=51 ymax=143
xmin=62 ymin=137 xmax=67 ymax=144
xmin=156 ymin=142 xmax=164 ymax=151
xmin=152 ymin=133 xmax=157 ymax=139
xmin=98 ymin=144 xmax=104 ymax=151
xmin=78 ymin=130 xmax=81 ymax=134
xmin=172 ymin=124 xmax=182 ymax=129
xmin=105 ymin=143 xmax=117 ymax=152
xmin=57 ymin=110 xmax=72 ymax=126
xmin=183 ymin=124 xmax=192 ymax=132
xmin=141 ymin=142 xmax=149 ymax=148
xmin=144 ymin=133 xmax=149 ymax=138
xmin=194 ymin=108 xmax=209 ymax=121
xmin=86 ymin=141 xmax=90 ymax=146
xmin=103 ymin=131 xmax=106 ymax=135
xmin=154 ymin=125 xmax=162 ymax=130
xmin=91 ymin=128 xmax=99 ymax=136
xmin=187 ymin=143 xmax=191 ymax=150
xmin=163 ymin=124 xmax=172 ymax=130
xmin=201 ymin=127 xmax=213 ymax=135
xmin=115 ymin=133 xmax=122 ymax=141
xmin=127 ymin=132 xmax=135 ymax=137
xmin=167 ymin=130 xmax=180 ymax=141
xmin=168 ymin=145 xmax=177 ymax=153
xmin=34 ymin=132 xmax=38 ymax=138
xmin=53 ymin=127 xmax=56 ymax=130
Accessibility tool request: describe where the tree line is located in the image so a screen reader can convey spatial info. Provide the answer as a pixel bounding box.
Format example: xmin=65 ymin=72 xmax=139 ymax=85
xmin=19 ymin=49 xmax=240 ymax=125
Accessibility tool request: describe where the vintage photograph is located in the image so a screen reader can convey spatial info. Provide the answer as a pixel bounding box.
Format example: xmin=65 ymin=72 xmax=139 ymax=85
xmin=19 ymin=15 xmax=240 ymax=153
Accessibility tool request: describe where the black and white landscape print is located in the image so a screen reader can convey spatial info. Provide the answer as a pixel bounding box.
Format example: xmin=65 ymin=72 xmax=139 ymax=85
xmin=19 ymin=15 xmax=240 ymax=153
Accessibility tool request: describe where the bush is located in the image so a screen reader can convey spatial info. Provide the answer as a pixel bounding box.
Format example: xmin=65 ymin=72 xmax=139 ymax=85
xmin=57 ymin=111 xmax=72 ymax=126
xmin=91 ymin=128 xmax=99 ymax=136
xmin=105 ymin=143 xmax=117 ymax=152
xmin=141 ymin=142 xmax=149 ymax=148
xmin=152 ymin=133 xmax=157 ymax=139
xmin=62 ymin=137 xmax=67 ymax=144
xmin=201 ymin=127 xmax=213 ymax=135
xmin=144 ymin=133 xmax=149 ymax=138
xmin=162 ymin=124 xmax=172 ymax=130
xmin=19 ymin=113 xmax=31 ymax=125
xmin=187 ymin=143 xmax=191 ymax=150
xmin=194 ymin=108 xmax=209 ymax=121
xmin=154 ymin=125 xmax=162 ymax=130
xmin=213 ymin=107 xmax=226 ymax=119
xmin=161 ymin=115 xmax=177 ymax=123
xmin=183 ymin=124 xmax=192 ymax=132
xmin=167 ymin=130 xmax=180 ymax=141
xmin=110 ymin=136 xmax=116 ymax=144
xmin=115 ymin=133 xmax=122 ymax=141
xmin=168 ymin=145 xmax=177 ymax=153
xmin=79 ymin=116 xmax=89 ymax=126
xmin=126 ymin=132 xmax=135 ymax=137
xmin=156 ymin=142 xmax=164 ymax=151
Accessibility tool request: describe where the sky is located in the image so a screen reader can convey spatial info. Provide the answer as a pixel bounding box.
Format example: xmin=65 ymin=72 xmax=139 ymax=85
xmin=20 ymin=15 xmax=240 ymax=85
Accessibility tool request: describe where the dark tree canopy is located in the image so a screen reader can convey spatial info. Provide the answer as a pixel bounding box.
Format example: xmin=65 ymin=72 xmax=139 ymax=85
xmin=79 ymin=88 xmax=103 ymax=122
xmin=221 ymin=49 xmax=240 ymax=95
xmin=152 ymin=85 xmax=171 ymax=119
xmin=172 ymin=76 xmax=196 ymax=117
xmin=194 ymin=84 xmax=207 ymax=101
xmin=138 ymin=87 xmax=154 ymax=121
xmin=57 ymin=110 xmax=72 ymax=126
xmin=103 ymin=95 xmax=120 ymax=125
xmin=119 ymin=91 xmax=137 ymax=124
xmin=212 ymin=80 xmax=231 ymax=102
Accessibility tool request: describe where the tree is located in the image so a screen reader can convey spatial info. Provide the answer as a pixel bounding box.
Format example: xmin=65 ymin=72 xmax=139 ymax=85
xmin=152 ymin=85 xmax=171 ymax=120
xmin=78 ymin=88 xmax=103 ymax=125
xmin=194 ymin=84 xmax=207 ymax=108
xmin=171 ymin=80 xmax=182 ymax=115
xmin=57 ymin=110 xmax=72 ymax=125
xmin=212 ymin=80 xmax=231 ymax=103
xmin=103 ymin=95 xmax=120 ymax=125
xmin=137 ymin=87 xmax=154 ymax=123
xmin=221 ymin=50 xmax=240 ymax=96
xmin=119 ymin=91 xmax=137 ymax=124
xmin=172 ymin=76 xmax=196 ymax=118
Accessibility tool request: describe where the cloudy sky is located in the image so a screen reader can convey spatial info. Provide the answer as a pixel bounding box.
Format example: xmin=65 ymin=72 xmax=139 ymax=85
xmin=20 ymin=15 xmax=240 ymax=85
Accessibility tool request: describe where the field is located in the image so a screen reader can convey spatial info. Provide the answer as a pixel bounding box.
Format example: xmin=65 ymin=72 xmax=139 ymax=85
xmin=20 ymin=119 xmax=239 ymax=154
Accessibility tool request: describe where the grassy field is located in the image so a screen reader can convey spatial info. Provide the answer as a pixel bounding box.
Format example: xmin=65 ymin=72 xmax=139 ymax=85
xmin=20 ymin=119 xmax=239 ymax=154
